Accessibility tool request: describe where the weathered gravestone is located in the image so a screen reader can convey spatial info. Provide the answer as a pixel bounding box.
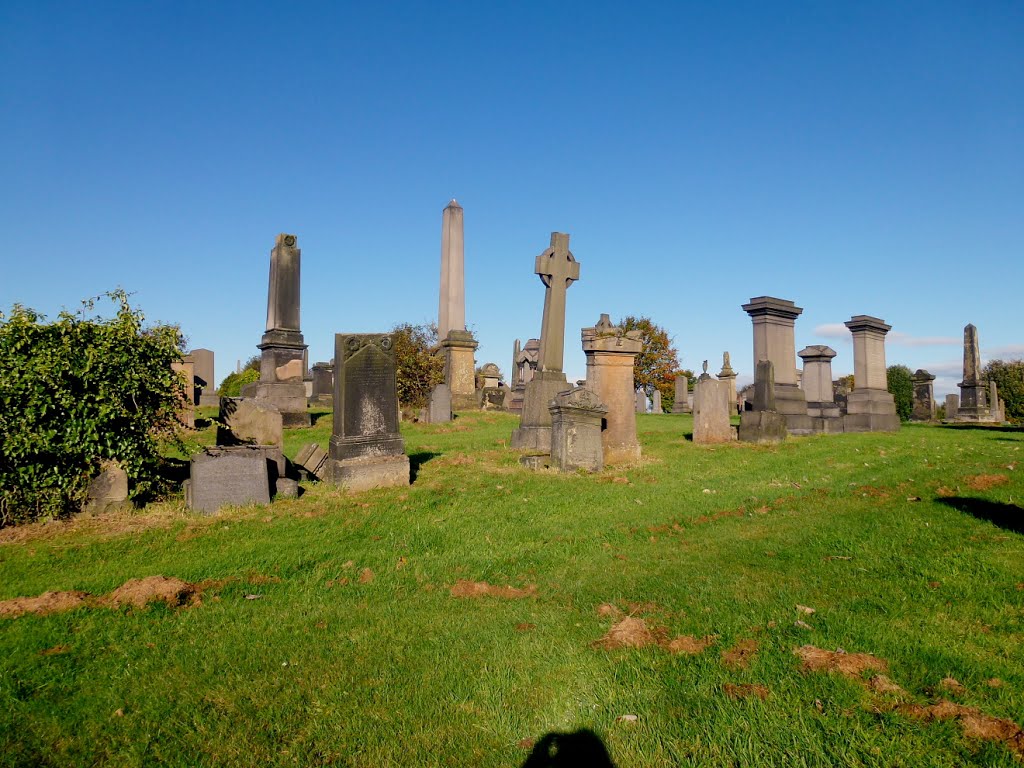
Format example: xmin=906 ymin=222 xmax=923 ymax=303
xmin=438 ymin=200 xmax=479 ymax=410
xmin=910 ymin=369 xmax=936 ymax=421
xmin=944 ymin=393 xmax=959 ymax=421
xmin=693 ymin=369 xmax=735 ymax=444
xmin=83 ymin=461 xmax=132 ymax=515
xmin=672 ymin=375 xmax=691 ymax=413
xmin=310 ymin=362 xmax=334 ymax=405
xmin=799 ymin=345 xmax=842 ymax=431
xmin=635 ymin=389 xmax=647 ymax=414
xmin=652 ymin=389 xmax=662 ymax=414
xmin=511 ymin=233 xmax=580 ymax=452
xmin=190 ymin=348 xmax=218 ymax=406
xmin=549 ymin=387 xmax=608 ymax=473
xmin=582 ymin=314 xmax=643 ymax=463
xmin=254 ymin=234 xmax=310 ymax=427
xmin=742 ymin=297 xmax=811 ymax=434
xmin=843 ymin=315 xmax=899 ymax=432
xmin=425 ymin=382 xmax=452 ymax=424
xmin=186 ymin=447 xmax=272 ymax=514
xmin=325 ymin=333 xmax=410 ymax=491
xmin=738 ymin=360 xmax=787 ymax=443
xmin=294 ymin=443 xmax=328 ymax=480
xmin=218 ymin=397 xmax=283 ymax=447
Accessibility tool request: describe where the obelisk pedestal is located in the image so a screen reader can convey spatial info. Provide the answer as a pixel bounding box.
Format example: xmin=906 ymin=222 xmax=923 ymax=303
xmin=438 ymin=200 xmax=478 ymax=411
xmin=255 ymin=233 xmax=309 ymax=428
xmin=954 ymin=324 xmax=989 ymax=422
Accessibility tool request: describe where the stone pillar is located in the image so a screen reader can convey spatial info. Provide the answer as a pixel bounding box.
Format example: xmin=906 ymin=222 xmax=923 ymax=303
xmin=190 ymin=348 xmax=218 ymax=406
xmin=910 ymin=369 xmax=936 ymax=421
xmin=738 ymin=360 xmax=787 ymax=443
xmin=843 ymin=315 xmax=899 ymax=432
xmin=582 ymin=314 xmax=643 ymax=463
xmin=741 ymin=296 xmax=811 ymax=433
xmin=672 ymin=375 xmax=691 ymax=413
xmin=944 ymin=393 xmax=959 ymax=421
xmin=798 ymin=345 xmax=842 ymax=430
xmin=326 ymin=333 xmax=410 ymax=492
xmin=717 ymin=352 xmax=737 ymax=415
xmin=437 ymin=200 xmax=478 ymax=410
xmin=255 ymin=233 xmax=310 ymax=428
xmin=511 ymin=233 xmax=580 ymax=452
xmin=311 ymin=362 xmax=334 ymax=404
xmin=693 ymin=374 xmax=735 ymax=444
xmin=954 ymin=324 xmax=988 ymax=421
xmin=652 ymin=389 xmax=662 ymax=414
xmin=548 ymin=387 xmax=608 ymax=473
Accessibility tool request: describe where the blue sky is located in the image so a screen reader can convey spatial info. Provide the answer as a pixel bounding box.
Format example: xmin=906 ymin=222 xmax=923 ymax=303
xmin=2 ymin=2 xmax=1021 ymax=397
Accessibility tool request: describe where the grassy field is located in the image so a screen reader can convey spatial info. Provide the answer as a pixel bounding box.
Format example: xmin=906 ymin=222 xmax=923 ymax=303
xmin=1 ymin=412 xmax=1022 ymax=767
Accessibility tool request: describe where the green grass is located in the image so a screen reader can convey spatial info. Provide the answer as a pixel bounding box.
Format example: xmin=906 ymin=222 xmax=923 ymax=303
xmin=1 ymin=413 xmax=1023 ymax=767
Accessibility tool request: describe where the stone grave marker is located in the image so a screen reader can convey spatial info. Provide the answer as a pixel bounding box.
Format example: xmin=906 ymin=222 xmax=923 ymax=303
xmin=910 ymin=369 xmax=936 ymax=421
xmin=843 ymin=315 xmax=899 ymax=432
xmin=548 ymin=387 xmax=607 ymax=473
xmin=582 ymin=314 xmax=643 ymax=463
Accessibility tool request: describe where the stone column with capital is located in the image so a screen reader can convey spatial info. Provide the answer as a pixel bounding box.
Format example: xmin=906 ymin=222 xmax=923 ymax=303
xmin=798 ymin=345 xmax=842 ymax=430
xmin=510 ymin=232 xmax=580 ymax=452
xmin=582 ymin=314 xmax=643 ymax=463
xmin=842 ymin=315 xmax=899 ymax=432
xmin=438 ymin=200 xmax=479 ymax=410
xmin=741 ymin=296 xmax=811 ymax=434
xmin=254 ymin=233 xmax=310 ymax=427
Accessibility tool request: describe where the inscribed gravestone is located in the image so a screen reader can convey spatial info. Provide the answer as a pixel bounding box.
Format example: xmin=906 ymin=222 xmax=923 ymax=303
xmin=548 ymin=387 xmax=607 ymax=473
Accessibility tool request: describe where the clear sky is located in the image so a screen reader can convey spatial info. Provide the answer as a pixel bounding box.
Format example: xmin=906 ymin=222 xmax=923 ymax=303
xmin=2 ymin=2 xmax=1021 ymax=397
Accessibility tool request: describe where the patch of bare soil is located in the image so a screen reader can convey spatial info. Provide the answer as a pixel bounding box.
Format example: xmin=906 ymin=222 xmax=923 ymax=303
xmin=38 ymin=645 xmax=71 ymax=656
xmin=938 ymin=677 xmax=966 ymax=695
xmin=449 ymin=580 xmax=536 ymax=599
xmin=103 ymin=576 xmax=198 ymax=609
xmin=515 ymin=622 xmax=536 ymax=632
xmin=358 ymin=568 xmax=375 ymax=584
xmin=964 ymin=474 xmax=1010 ymax=491
xmin=692 ymin=508 xmax=745 ymax=526
xmin=869 ymin=675 xmax=907 ymax=696
xmin=901 ymin=701 xmax=1024 ymax=759
xmin=0 ymin=590 xmax=90 ymax=619
xmin=721 ymin=639 xmax=759 ymax=669
xmin=795 ymin=645 xmax=888 ymax=677
xmin=593 ymin=617 xmax=663 ymax=650
xmin=597 ymin=603 xmax=622 ymax=618
xmin=723 ymin=683 xmax=770 ymax=701
xmin=667 ymin=635 xmax=716 ymax=655
xmin=858 ymin=485 xmax=891 ymax=500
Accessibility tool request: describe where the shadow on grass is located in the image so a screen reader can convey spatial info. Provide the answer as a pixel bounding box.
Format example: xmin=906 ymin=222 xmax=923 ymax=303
xmin=936 ymin=496 xmax=1024 ymax=535
xmin=409 ymin=452 xmax=440 ymax=482
xmin=939 ymin=424 xmax=1021 ymax=433
xmin=310 ymin=411 xmax=331 ymax=426
xmin=521 ymin=729 xmax=615 ymax=767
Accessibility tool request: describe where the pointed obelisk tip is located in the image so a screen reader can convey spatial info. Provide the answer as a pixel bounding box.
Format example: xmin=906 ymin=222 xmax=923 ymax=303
xmin=446 ymin=198 xmax=462 ymax=210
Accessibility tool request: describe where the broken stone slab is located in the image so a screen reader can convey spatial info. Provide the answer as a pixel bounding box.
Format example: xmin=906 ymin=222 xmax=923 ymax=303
xmin=294 ymin=443 xmax=328 ymax=480
xmin=217 ymin=397 xmax=283 ymax=447
xmin=82 ymin=461 xmax=132 ymax=515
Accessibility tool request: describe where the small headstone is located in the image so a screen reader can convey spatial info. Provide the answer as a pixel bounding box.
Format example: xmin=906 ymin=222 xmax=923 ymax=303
xmin=652 ymin=389 xmax=662 ymax=414
xmin=275 ymin=478 xmax=299 ymax=499
xmin=218 ymin=398 xmax=283 ymax=447
xmin=479 ymin=362 xmax=502 ymax=389
xmin=693 ymin=376 xmax=735 ymax=444
xmin=944 ymin=393 xmax=959 ymax=421
xmin=635 ymin=390 xmax=647 ymax=414
xmin=672 ymin=375 xmax=691 ymax=413
xmin=989 ymin=381 xmax=1000 ymax=422
xmin=910 ymin=369 xmax=936 ymax=421
xmin=548 ymin=387 xmax=608 ymax=473
xmin=187 ymin=446 xmax=272 ymax=514
xmin=427 ymin=382 xmax=452 ymax=424
xmin=83 ymin=461 xmax=131 ymax=515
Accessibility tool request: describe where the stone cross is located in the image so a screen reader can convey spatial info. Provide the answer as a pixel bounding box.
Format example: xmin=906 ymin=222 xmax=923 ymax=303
xmin=535 ymin=232 xmax=580 ymax=373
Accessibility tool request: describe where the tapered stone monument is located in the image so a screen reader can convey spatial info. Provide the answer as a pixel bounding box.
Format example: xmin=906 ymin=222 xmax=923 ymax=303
xmin=953 ymin=324 xmax=989 ymax=422
xmin=510 ymin=233 xmax=580 ymax=452
xmin=843 ymin=315 xmax=899 ymax=432
xmin=672 ymin=375 xmax=691 ymax=413
xmin=254 ymin=234 xmax=309 ymax=427
xmin=438 ymin=200 xmax=478 ymax=410
xmin=325 ymin=333 xmax=410 ymax=491
xmin=741 ymin=297 xmax=811 ymax=434
xmin=582 ymin=314 xmax=643 ymax=463
xmin=798 ymin=345 xmax=842 ymax=431
xmin=910 ymin=369 xmax=936 ymax=421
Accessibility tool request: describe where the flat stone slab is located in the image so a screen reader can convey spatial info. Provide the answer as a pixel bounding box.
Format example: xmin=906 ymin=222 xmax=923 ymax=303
xmin=187 ymin=447 xmax=271 ymax=514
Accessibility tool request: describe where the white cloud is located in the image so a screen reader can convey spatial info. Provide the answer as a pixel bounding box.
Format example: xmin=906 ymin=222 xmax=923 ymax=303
xmin=984 ymin=344 xmax=1024 ymax=359
xmin=814 ymin=323 xmax=849 ymax=339
xmin=887 ymin=331 xmax=959 ymax=347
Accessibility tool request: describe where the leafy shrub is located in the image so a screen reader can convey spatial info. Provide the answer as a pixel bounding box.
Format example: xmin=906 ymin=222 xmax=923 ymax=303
xmin=982 ymin=359 xmax=1024 ymax=423
xmin=218 ymin=368 xmax=260 ymax=398
xmin=886 ymin=365 xmax=913 ymax=422
xmin=392 ymin=322 xmax=444 ymax=410
xmin=0 ymin=291 xmax=184 ymax=526
xmin=616 ymin=316 xmax=681 ymax=411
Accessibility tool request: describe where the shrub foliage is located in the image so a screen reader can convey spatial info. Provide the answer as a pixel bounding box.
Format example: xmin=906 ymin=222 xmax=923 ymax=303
xmin=616 ymin=316 xmax=680 ymax=411
xmin=982 ymin=359 xmax=1024 ymax=423
xmin=886 ymin=364 xmax=913 ymax=422
xmin=392 ymin=322 xmax=444 ymax=410
xmin=0 ymin=291 xmax=185 ymax=526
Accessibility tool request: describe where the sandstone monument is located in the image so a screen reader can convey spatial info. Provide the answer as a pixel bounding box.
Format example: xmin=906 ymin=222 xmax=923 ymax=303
xmin=741 ymin=297 xmax=811 ymax=433
xmin=582 ymin=314 xmax=643 ymax=463
xmin=953 ymin=324 xmax=989 ymax=422
xmin=843 ymin=315 xmax=899 ymax=432
xmin=693 ymin=365 xmax=734 ymax=444
xmin=717 ymin=352 xmax=737 ymax=414
xmin=910 ymin=369 xmax=936 ymax=421
xmin=549 ymin=386 xmax=608 ymax=473
xmin=738 ymin=359 xmax=787 ymax=443
xmin=798 ymin=345 xmax=842 ymax=431
xmin=438 ymin=200 xmax=478 ymax=410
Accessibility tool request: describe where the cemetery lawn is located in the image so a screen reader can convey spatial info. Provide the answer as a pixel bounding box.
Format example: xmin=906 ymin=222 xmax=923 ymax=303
xmin=2 ymin=413 xmax=1023 ymax=767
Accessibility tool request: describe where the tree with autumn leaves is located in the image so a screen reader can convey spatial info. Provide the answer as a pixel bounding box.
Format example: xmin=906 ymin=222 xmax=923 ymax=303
xmin=615 ymin=316 xmax=691 ymax=413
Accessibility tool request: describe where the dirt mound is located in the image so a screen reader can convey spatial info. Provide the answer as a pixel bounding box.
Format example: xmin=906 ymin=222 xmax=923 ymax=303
xmin=450 ymin=580 xmax=536 ymax=599
xmin=964 ymin=474 xmax=1010 ymax=491
xmin=666 ymin=635 xmax=716 ymax=655
xmin=795 ymin=645 xmax=887 ymax=677
xmin=938 ymin=677 xmax=966 ymax=695
xmin=593 ymin=617 xmax=659 ymax=650
xmin=721 ymin=639 xmax=758 ymax=669
xmin=596 ymin=603 xmax=622 ymax=618
xmin=0 ymin=590 xmax=89 ymax=619
xmin=869 ymin=675 xmax=907 ymax=696
xmin=104 ymin=576 xmax=198 ymax=609
xmin=902 ymin=701 xmax=1024 ymax=759
xmin=723 ymin=683 xmax=769 ymax=700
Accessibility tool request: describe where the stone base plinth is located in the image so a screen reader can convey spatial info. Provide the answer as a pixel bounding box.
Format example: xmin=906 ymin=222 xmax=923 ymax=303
xmin=843 ymin=389 xmax=899 ymax=432
xmin=442 ymin=330 xmax=478 ymax=410
xmin=511 ymin=371 xmax=571 ymax=452
xmin=738 ymin=411 xmax=787 ymax=443
xmin=775 ymin=383 xmax=812 ymax=434
xmin=809 ymin=416 xmax=845 ymax=433
xmin=325 ymin=454 xmax=410 ymax=492
xmin=252 ymin=381 xmax=310 ymax=428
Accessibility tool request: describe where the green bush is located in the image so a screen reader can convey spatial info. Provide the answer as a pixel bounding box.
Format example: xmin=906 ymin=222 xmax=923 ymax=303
xmin=886 ymin=364 xmax=913 ymax=422
xmin=983 ymin=359 xmax=1024 ymax=423
xmin=392 ymin=322 xmax=444 ymax=410
xmin=218 ymin=368 xmax=260 ymax=398
xmin=0 ymin=291 xmax=184 ymax=526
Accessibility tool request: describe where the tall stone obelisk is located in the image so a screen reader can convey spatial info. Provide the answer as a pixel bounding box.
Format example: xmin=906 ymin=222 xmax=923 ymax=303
xmin=254 ymin=233 xmax=310 ymax=427
xmin=510 ymin=232 xmax=580 ymax=452
xmin=954 ymin=324 xmax=989 ymax=421
xmin=438 ymin=200 xmax=478 ymax=410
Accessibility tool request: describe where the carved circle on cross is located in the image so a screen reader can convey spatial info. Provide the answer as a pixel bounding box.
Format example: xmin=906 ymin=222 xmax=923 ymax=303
xmin=380 ymin=336 xmax=392 ymax=350
xmin=537 ymin=247 xmax=577 ymax=288
xmin=283 ymin=234 xmax=296 ymax=247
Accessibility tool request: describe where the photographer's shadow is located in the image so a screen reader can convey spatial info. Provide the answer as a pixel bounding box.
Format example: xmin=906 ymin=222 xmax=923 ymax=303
xmin=521 ymin=729 xmax=615 ymax=768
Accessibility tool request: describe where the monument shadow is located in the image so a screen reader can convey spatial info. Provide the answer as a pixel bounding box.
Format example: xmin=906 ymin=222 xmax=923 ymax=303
xmin=520 ymin=729 xmax=615 ymax=768
xmin=409 ymin=451 xmax=440 ymax=482
xmin=936 ymin=496 xmax=1024 ymax=535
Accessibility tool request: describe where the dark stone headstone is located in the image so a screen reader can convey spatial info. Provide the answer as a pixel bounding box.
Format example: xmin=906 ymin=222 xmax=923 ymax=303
xmin=186 ymin=447 xmax=272 ymax=514
xmin=739 ymin=360 xmax=786 ymax=443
